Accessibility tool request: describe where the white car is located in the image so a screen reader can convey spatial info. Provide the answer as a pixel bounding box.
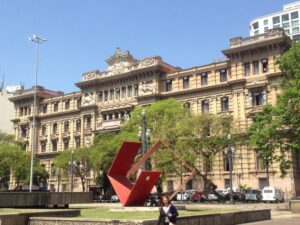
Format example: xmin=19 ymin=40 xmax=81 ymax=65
xmin=262 ymin=187 xmax=284 ymax=203
xmin=111 ymin=195 xmax=119 ymax=202
xmin=176 ymin=190 xmax=196 ymax=201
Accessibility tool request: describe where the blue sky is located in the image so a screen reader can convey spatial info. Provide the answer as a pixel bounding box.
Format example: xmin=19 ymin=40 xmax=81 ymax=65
xmin=0 ymin=0 xmax=294 ymax=93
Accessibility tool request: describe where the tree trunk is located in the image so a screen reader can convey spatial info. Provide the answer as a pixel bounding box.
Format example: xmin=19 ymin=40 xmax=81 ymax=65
xmin=80 ymin=176 xmax=85 ymax=192
xmin=266 ymin=160 xmax=270 ymax=187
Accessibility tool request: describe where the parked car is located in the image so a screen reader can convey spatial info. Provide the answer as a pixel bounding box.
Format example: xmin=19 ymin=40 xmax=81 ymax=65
xmin=176 ymin=190 xmax=196 ymax=201
xmin=146 ymin=193 xmax=160 ymax=206
xmin=217 ymin=189 xmax=230 ymax=197
xmin=262 ymin=187 xmax=284 ymax=203
xmin=245 ymin=189 xmax=262 ymax=202
xmin=191 ymin=192 xmax=207 ymax=202
xmin=207 ymin=192 xmax=220 ymax=201
xmin=111 ymin=194 xmax=119 ymax=202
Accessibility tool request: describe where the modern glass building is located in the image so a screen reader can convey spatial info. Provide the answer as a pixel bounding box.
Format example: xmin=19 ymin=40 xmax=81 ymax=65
xmin=250 ymin=1 xmax=300 ymax=40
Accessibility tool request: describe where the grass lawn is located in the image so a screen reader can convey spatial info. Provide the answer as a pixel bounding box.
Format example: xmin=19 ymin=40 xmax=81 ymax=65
xmin=0 ymin=209 xmax=34 ymax=214
xmin=0 ymin=209 xmax=58 ymax=214
xmin=79 ymin=208 xmax=238 ymax=220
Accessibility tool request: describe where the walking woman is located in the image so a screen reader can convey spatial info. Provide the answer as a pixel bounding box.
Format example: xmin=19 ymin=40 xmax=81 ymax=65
xmin=157 ymin=195 xmax=179 ymax=225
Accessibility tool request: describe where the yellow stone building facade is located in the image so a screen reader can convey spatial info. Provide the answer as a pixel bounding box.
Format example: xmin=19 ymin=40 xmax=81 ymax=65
xmin=10 ymin=28 xmax=300 ymax=198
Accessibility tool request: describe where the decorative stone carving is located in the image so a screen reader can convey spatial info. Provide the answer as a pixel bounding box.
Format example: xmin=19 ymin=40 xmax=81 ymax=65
xmin=140 ymin=81 xmax=156 ymax=94
xmin=85 ymin=136 xmax=92 ymax=145
xmin=83 ymin=72 xmax=96 ymax=81
xmin=111 ymin=62 xmax=127 ymax=75
xmin=139 ymin=58 xmax=157 ymax=68
xmin=82 ymin=93 xmax=93 ymax=106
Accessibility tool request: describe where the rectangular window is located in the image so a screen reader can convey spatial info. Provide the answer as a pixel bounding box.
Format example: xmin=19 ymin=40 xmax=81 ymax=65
xmin=293 ymin=34 xmax=300 ymax=41
xmin=166 ymin=80 xmax=172 ymax=92
xmin=282 ymin=14 xmax=289 ymax=22
xmin=183 ymin=76 xmax=189 ymax=89
xmin=110 ymin=89 xmax=114 ymax=100
xmin=21 ymin=126 xmax=27 ymax=138
xmin=224 ymin=153 xmax=230 ymax=171
xmin=104 ymin=90 xmax=108 ymax=101
xmin=76 ymin=119 xmax=81 ymax=132
xmin=20 ymin=107 xmax=23 ymax=117
xmin=98 ymin=92 xmax=103 ymax=102
xmin=52 ymin=123 xmax=58 ymax=134
xmin=64 ymin=121 xmax=69 ymax=133
xmin=52 ymin=140 xmax=57 ymax=152
xmin=75 ymin=137 xmax=81 ymax=148
xmin=86 ymin=116 xmax=91 ymax=129
xmin=263 ymin=19 xmax=268 ymax=26
xmin=224 ymin=179 xmax=230 ymax=189
xmin=65 ymin=100 xmax=70 ymax=110
xmin=201 ymin=100 xmax=209 ymax=114
xmin=204 ymin=158 xmax=213 ymax=173
xmin=252 ymin=22 xmax=259 ymax=30
xmin=220 ymin=69 xmax=227 ymax=82
xmin=41 ymin=141 xmax=46 ymax=153
xmin=252 ymin=91 xmax=265 ymax=106
xmin=53 ymin=102 xmax=58 ymax=112
xmin=292 ymin=20 xmax=299 ymax=26
xmin=183 ymin=102 xmax=190 ymax=110
xmin=122 ymin=87 xmax=126 ymax=98
xmin=259 ymin=178 xmax=268 ymax=190
xmin=116 ymin=89 xmax=120 ymax=100
xmin=77 ymin=98 xmax=81 ymax=108
xmin=253 ymin=61 xmax=259 ymax=75
xmin=201 ymin=72 xmax=208 ymax=85
xmin=221 ymin=97 xmax=229 ymax=112
xmin=128 ymin=85 xmax=132 ymax=97
xmin=264 ymin=27 xmax=269 ymax=32
xmin=291 ymin=11 xmax=299 ymax=20
xmin=292 ymin=26 xmax=299 ymax=33
xmin=42 ymin=104 xmax=48 ymax=114
xmin=273 ymin=16 xmax=280 ymax=24
xmin=285 ymin=29 xmax=291 ymax=35
xmin=63 ymin=138 xmax=69 ymax=150
xmin=167 ymin=181 xmax=174 ymax=192
xmin=41 ymin=125 xmax=47 ymax=135
xmin=134 ymin=84 xmax=139 ymax=96
xmin=256 ymin=153 xmax=266 ymax=170
xmin=51 ymin=164 xmax=56 ymax=178
xmin=244 ymin=62 xmax=250 ymax=76
xmin=261 ymin=59 xmax=269 ymax=73
xmin=283 ymin=22 xmax=290 ymax=28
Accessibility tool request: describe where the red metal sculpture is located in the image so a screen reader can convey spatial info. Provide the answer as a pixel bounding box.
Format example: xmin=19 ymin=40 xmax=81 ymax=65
xmin=107 ymin=141 xmax=162 ymax=206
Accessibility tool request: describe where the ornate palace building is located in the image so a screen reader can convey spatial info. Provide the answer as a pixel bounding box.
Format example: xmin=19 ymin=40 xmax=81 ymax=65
xmin=10 ymin=28 xmax=300 ymax=198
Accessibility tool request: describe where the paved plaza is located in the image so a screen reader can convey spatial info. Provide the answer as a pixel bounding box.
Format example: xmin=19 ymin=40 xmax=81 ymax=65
xmin=240 ymin=216 xmax=300 ymax=225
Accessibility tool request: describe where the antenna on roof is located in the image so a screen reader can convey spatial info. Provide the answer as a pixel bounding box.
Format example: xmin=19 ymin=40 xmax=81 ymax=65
xmin=1 ymin=73 xmax=4 ymax=95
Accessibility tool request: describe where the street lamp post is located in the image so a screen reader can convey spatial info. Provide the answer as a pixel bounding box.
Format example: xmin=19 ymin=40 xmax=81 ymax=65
xmin=69 ymin=149 xmax=75 ymax=192
xmin=138 ymin=109 xmax=151 ymax=170
xmin=29 ymin=34 xmax=47 ymax=192
xmin=226 ymin=134 xmax=234 ymax=204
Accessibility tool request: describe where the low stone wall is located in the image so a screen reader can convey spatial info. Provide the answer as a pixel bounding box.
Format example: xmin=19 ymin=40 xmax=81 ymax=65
xmin=290 ymin=199 xmax=300 ymax=213
xmin=0 ymin=192 xmax=92 ymax=208
xmin=29 ymin=209 xmax=271 ymax=225
xmin=0 ymin=209 xmax=80 ymax=225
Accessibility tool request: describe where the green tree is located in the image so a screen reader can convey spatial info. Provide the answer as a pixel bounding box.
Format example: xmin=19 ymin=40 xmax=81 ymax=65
xmin=54 ymin=147 xmax=93 ymax=192
xmin=177 ymin=114 xmax=234 ymax=189
xmin=277 ymin=41 xmax=300 ymax=155
xmin=247 ymin=105 xmax=285 ymax=184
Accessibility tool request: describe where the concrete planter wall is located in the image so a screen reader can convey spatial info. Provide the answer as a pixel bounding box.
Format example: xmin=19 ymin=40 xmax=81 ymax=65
xmin=0 ymin=192 xmax=92 ymax=208
xmin=29 ymin=209 xmax=271 ymax=225
xmin=290 ymin=200 xmax=300 ymax=213
xmin=0 ymin=209 xmax=80 ymax=225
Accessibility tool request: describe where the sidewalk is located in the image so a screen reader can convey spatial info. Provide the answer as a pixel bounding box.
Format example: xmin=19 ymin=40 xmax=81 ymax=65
xmin=240 ymin=216 xmax=300 ymax=225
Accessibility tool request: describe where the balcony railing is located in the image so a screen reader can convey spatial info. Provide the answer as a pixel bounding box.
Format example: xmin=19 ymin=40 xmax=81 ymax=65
xmin=230 ymin=28 xmax=286 ymax=48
